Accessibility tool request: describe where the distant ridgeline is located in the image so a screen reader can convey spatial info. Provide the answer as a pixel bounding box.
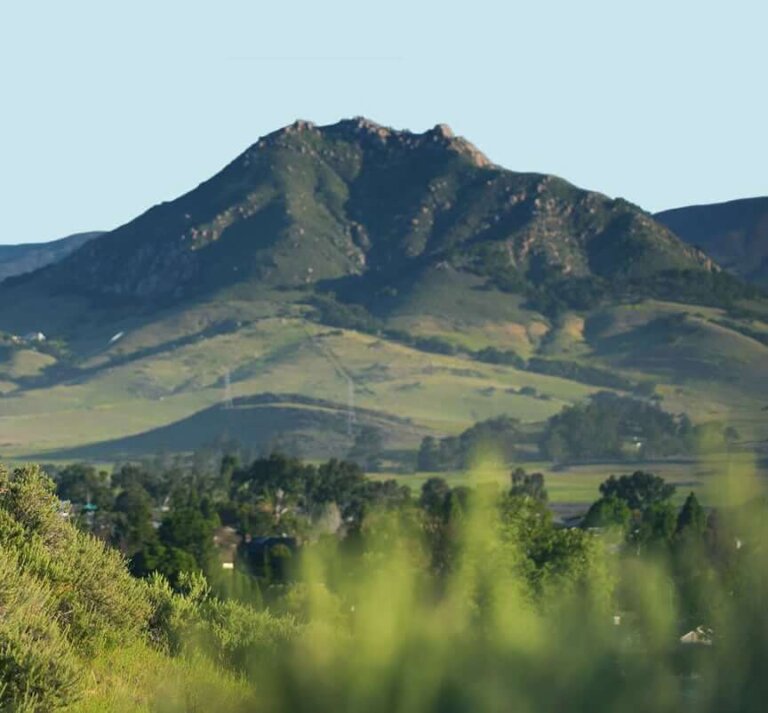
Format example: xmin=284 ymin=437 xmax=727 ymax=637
xmin=657 ymin=196 xmax=768 ymax=288
xmin=0 ymin=232 xmax=103 ymax=284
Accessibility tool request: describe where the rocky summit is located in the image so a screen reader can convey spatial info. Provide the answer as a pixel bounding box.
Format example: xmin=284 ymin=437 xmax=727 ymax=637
xmin=0 ymin=118 xmax=713 ymax=312
xmin=0 ymin=118 xmax=765 ymax=463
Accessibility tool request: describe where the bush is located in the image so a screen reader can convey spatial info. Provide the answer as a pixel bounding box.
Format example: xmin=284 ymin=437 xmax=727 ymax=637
xmin=472 ymin=347 xmax=525 ymax=368
xmin=527 ymin=358 xmax=637 ymax=391
xmin=0 ymin=466 xmax=152 ymax=654
xmin=0 ymin=548 xmax=84 ymax=711
xmin=0 ymin=464 xmax=157 ymax=709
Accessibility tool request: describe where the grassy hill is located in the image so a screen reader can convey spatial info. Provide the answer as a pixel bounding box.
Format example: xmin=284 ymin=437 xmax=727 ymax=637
xmin=0 ymin=119 xmax=765 ymax=463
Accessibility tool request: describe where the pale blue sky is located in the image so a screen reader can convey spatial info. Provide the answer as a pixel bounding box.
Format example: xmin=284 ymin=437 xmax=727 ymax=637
xmin=1 ymin=0 xmax=765 ymax=244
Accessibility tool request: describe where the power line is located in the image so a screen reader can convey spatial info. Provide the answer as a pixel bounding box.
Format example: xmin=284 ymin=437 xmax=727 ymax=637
xmin=303 ymin=326 xmax=357 ymax=437
xmin=223 ymin=369 xmax=234 ymax=409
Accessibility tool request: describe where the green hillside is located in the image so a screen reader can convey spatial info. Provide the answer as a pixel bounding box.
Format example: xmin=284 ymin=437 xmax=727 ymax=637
xmin=0 ymin=119 xmax=765 ymax=463
xmin=0 ymin=118 xmax=714 ymax=319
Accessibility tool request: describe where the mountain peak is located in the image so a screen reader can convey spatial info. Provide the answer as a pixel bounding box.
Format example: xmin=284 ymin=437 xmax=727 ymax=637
xmin=245 ymin=117 xmax=492 ymax=168
xmin=1 ymin=118 xmax=717 ymax=307
xmin=431 ymin=123 xmax=454 ymax=139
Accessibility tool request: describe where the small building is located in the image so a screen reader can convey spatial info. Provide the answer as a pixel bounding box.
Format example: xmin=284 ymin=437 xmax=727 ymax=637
xmin=23 ymin=332 xmax=46 ymax=343
xmin=680 ymin=626 xmax=713 ymax=646
xmin=240 ymin=535 xmax=298 ymax=578
xmin=213 ymin=526 xmax=241 ymax=570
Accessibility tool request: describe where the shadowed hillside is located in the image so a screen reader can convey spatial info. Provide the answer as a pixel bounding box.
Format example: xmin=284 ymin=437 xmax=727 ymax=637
xmin=657 ymin=197 xmax=768 ymax=287
xmin=0 ymin=231 xmax=104 ymax=283
xmin=0 ymin=118 xmax=714 ymax=324
xmin=28 ymin=393 xmax=426 ymax=461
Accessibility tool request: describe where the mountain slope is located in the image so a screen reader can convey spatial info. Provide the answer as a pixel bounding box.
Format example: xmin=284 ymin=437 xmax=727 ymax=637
xmin=0 ymin=119 xmax=713 ymax=315
xmin=0 ymin=119 xmax=765 ymax=461
xmin=656 ymin=197 xmax=768 ymax=287
xmin=0 ymin=231 xmax=104 ymax=283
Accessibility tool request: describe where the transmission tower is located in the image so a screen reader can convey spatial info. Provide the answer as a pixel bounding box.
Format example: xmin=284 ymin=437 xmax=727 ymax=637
xmin=223 ymin=369 xmax=234 ymax=409
xmin=347 ymin=378 xmax=357 ymax=437
xmin=303 ymin=327 xmax=357 ymax=438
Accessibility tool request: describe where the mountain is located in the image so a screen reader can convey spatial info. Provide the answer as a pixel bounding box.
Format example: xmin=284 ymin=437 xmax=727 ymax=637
xmin=0 ymin=231 xmax=104 ymax=284
xmin=656 ymin=197 xmax=768 ymax=287
xmin=2 ymin=118 xmax=713 ymax=313
xmin=0 ymin=119 xmax=765 ymax=462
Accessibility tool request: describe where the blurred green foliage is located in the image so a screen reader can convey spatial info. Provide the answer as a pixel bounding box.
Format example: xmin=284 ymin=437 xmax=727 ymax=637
xmin=1 ymin=455 xmax=767 ymax=712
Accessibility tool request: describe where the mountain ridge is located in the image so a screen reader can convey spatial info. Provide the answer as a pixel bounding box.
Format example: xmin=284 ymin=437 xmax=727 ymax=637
xmin=0 ymin=119 xmax=765 ymax=462
xmin=656 ymin=196 xmax=768 ymax=287
xmin=0 ymin=231 xmax=104 ymax=284
xmin=1 ymin=118 xmax=715 ymax=315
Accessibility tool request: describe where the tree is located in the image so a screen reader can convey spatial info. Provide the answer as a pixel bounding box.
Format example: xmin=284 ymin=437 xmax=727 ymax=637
xmin=417 ymin=417 xmax=521 ymax=472
xmin=158 ymin=493 xmax=219 ymax=572
xmin=419 ymin=478 xmax=452 ymax=520
xmin=675 ymin=492 xmax=707 ymax=540
xmin=307 ymin=459 xmax=366 ymax=512
xmin=540 ymin=393 xmax=695 ymax=462
xmin=219 ymin=453 xmax=240 ymax=493
xmin=131 ymin=540 xmax=198 ymax=585
xmin=230 ymin=453 xmax=311 ymax=535
xmin=348 ymin=426 xmax=385 ymax=471
xmin=55 ymin=463 xmax=112 ymax=510
xmin=599 ymin=471 xmax=676 ymax=511
xmin=112 ymin=463 xmax=163 ymax=500
xmin=113 ymin=484 xmax=156 ymax=557
xmin=509 ymin=468 xmax=548 ymax=503
xmin=581 ymin=494 xmax=631 ymax=530
xmin=417 ymin=436 xmax=446 ymax=471
xmin=630 ymin=501 xmax=677 ymax=550
xmin=231 ymin=452 xmax=310 ymax=501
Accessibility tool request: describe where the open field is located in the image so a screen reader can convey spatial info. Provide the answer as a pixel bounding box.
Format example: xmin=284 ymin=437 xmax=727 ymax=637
xmin=1 ymin=293 xmax=766 ymax=463
xmin=0 ymin=313 xmax=599 ymax=458
xmin=372 ymin=453 xmax=768 ymax=508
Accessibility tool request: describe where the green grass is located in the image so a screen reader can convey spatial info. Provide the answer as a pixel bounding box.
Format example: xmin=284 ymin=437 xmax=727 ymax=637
xmin=0 ymin=348 xmax=56 ymax=379
xmin=0 ymin=316 xmax=598 ymax=458
xmin=371 ymin=454 xmax=768 ymax=508
xmin=1 ymin=288 xmax=766 ymax=462
xmin=67 ymin=643 xmax=256 ymax=713
xmin=384 ymin=269 xmax=547 ymax=357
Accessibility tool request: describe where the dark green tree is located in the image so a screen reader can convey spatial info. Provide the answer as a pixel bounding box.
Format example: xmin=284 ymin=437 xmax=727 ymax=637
xmin=419 ymin=477 xmax=452 ymax=520
xmin=417 ymin=436 xmax=445 ymax=472
xmin=158 ymin=493 xmax=220 ymax=573
xmin=675 ymin=492 xmax=707 ymax=540
xmin=631 ymin=500 xmax=677 ymax=550
xmin=55 ymin=463 xmax=112 ymax=510
xmin=348 ymin=425 xmax=385 ymax=471
xmin=581 ymin=494 xmax=631 ymax=530
xmin=599 ymin=471 xmax=676 ymax=511
xmin=509 ymin=468 xmax=548 ymax=503
xmin=113 ymin=484 xmax=156 ymax=557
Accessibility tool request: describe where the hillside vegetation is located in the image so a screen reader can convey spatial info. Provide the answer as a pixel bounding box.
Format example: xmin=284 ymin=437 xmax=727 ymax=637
xmin=0 ymin=120 xmax=765 ymax=463
xmin=3 ymin=456 xmax=768 ymax=712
